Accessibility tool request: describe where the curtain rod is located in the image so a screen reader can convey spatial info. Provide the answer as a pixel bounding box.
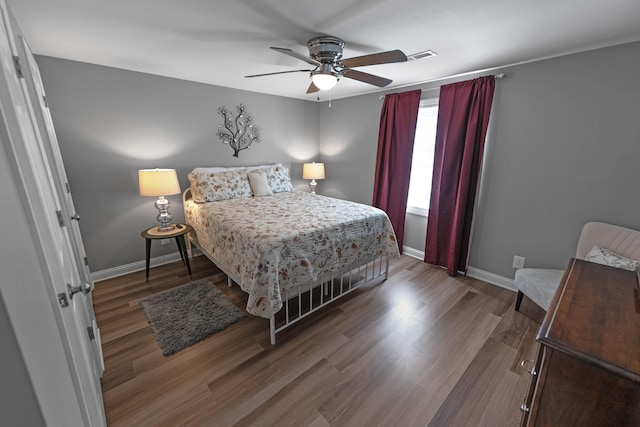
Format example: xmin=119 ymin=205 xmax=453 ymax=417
xmin=379 ymin=72 xmax=507 ymax=100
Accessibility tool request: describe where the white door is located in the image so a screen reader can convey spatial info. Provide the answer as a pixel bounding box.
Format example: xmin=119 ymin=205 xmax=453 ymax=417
xmin=17 ymin=31 xmax=105 ymax=379
xmin=0 ymin=2 xmax=106 ymax=426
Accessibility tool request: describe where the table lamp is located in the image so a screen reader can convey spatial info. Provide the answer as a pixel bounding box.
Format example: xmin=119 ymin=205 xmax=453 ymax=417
xmin=138 ymin=168 xmax=181 ymax=231
xmin=302 ymin=162 xmax=325 ymax=194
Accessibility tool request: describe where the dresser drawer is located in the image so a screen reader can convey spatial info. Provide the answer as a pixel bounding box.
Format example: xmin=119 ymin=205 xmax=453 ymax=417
xmin=525 ymin=347 xmax=640 ymax=426
xmin=520 ymin=344 xmax=544 ymax=426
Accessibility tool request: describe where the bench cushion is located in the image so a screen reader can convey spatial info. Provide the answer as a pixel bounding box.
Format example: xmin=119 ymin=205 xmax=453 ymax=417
xmin=514 ymin=268 xmax=564 ymax=311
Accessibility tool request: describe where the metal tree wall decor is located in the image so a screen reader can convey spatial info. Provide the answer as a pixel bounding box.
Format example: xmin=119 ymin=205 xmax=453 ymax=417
xmin=216 ymin=104 xmax=261 ymax=157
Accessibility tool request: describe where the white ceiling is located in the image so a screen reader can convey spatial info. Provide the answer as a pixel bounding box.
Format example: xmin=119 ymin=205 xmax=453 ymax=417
xmin=7 ymin=0 xmax=640 ymax=101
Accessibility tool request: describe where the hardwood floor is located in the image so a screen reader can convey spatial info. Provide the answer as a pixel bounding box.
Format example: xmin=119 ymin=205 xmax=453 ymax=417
xmin=94 ymin=255 xmax=545 ymax=427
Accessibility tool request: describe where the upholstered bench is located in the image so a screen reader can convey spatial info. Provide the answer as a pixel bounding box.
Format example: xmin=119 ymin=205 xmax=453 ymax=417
xmin=515 ymin=221 xmax=640 ymax=311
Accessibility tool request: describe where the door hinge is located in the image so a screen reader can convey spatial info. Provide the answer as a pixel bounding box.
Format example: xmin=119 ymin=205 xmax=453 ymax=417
xmin=56 ymin=210 xmax=65 ymax=227
xmin=87 ymin=326 xmax=95 ymax=341
xmin=65 ymin=182 xmax=71 ymax=193
xmin=43 ymin=94 xmax=49 ymax=108
xmin=84 ymin=256 xmax=89 ymax=266
xmin=57 ymin=292 xmax=69 ymax=308
xmin=13 ymin=56 xmax=23 ymax=79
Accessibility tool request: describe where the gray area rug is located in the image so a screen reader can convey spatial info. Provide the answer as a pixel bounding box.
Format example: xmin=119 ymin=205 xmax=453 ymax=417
xmin=140 ymin=279 xmax=246 ymax=356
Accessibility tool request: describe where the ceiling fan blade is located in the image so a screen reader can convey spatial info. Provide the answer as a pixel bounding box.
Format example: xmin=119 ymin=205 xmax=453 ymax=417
xmin=270 ymin=47 xmax=321 ymax=66
xmin=342 ymin=50 xmax=407 ymax=68
xmin=245 ymin=69 xmax=312 ymax=78
xmin=343 ymin=69 xmax=392 ymax=87
xmin=306 ymin=82 xmax=320 ymax=94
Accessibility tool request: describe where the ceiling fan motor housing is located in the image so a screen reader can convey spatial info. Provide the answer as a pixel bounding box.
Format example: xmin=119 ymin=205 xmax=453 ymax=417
xmin=307 ymin=36 xmax=344 ymax=64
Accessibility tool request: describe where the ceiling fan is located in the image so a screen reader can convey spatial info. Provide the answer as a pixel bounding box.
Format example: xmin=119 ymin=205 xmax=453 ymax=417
xmin=245 ymin=36 xmax=407 ymax=94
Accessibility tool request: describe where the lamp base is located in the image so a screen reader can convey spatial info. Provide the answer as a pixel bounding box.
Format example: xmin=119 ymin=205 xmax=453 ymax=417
xmin=309 ymin=179 xmax=318 ymax=194
xmin=155 ymin=196 xmax=174 ymax=231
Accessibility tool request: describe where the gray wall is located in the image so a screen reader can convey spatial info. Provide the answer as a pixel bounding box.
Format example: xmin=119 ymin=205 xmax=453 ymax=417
xmin=37 ymin=57 xmax=320 ymax=272
xmin=316 ymin=92 xmax=382 ymax=203
xmin=38 ymin=41 xmax=640 ymax=281
xmin=470 ymin=41 xmax=640 ymax=277
xmin=319 ymin=41 xmax=640 ymax=279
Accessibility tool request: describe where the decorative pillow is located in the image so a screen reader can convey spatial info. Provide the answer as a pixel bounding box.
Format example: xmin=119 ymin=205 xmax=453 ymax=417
xmin=188 ymin=164 xmax=282 ymax=190
xmin=247 ymin=171 xmax=273 ymax=197
xmin=187 ymin=173 xmax=204 ymax=202
xmin=190 ymin=169 xmax=252 ymax=202
xmin=187 ymin=166 xmax=235 ymax=180
xmin=253 ymin=165 xmax=292 ymax=193
xmin=584 ymin=246 xmax=640 ymax=271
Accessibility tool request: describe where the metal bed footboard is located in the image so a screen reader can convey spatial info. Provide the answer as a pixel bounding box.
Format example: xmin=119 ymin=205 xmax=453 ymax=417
xmin=269 ymin=254 xmax=390 ymax=345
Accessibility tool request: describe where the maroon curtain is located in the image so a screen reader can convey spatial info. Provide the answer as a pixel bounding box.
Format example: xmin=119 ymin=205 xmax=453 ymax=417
xmin=424 ymin=76 xmax=495 ymax=275
xmin=372 ymin=90 xmax=421 ymax=252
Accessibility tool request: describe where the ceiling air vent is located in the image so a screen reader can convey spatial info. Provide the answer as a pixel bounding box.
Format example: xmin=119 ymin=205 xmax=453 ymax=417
xmin=407 ymin=50 xmax=437 ymax=61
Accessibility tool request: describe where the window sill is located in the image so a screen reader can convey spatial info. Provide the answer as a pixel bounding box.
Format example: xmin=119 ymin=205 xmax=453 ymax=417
xmin=406 ymin=206 xmax=428 ymax=217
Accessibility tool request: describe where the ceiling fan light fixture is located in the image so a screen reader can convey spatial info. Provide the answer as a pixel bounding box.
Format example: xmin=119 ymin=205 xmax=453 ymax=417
xmin=312 ymin=72 xmax=338 ymax=91
xmin=311 ymin=63 xmax=338 ymax=91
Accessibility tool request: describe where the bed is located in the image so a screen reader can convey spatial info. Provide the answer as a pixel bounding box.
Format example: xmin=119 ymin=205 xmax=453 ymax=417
xmin=183 ymin=163 xmax=399 ymax=344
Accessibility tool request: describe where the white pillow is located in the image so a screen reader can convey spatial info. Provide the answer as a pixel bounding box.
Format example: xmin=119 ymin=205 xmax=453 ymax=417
xmin=247 ymin=171 xmax=273 ymax=197
xmin=584 ymin=246 xmax=640 ymax=271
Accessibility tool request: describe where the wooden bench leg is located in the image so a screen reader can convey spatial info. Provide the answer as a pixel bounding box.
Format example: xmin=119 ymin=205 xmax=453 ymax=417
xmin=515 ymin=290 xmax=524 ymax=311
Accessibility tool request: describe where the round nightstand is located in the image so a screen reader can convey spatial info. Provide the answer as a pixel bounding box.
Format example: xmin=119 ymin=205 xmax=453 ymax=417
xmin=140 ymin=223 xmax=193 ymax=281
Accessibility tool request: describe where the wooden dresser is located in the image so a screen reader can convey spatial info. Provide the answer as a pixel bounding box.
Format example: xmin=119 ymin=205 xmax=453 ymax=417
xmin=521 ymin=258 xmax=640 ymax=426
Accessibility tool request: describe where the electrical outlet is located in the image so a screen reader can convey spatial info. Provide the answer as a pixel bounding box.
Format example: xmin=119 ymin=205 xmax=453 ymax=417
xmin=512 ymin=255 xmax=526 ymax=269
xmin=160 ymin=238 xmax=170 ymax=246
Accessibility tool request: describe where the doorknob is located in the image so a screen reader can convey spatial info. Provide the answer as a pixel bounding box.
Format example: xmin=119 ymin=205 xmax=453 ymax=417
xmin=67 ymin=282 xmax=92 ymax=299
xmin=71 ymin=214 xmax=81 ymax=221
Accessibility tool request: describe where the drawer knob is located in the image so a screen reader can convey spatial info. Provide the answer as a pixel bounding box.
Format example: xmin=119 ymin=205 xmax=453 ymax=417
xmin=520 ymin=359 xmax=537 ymax=375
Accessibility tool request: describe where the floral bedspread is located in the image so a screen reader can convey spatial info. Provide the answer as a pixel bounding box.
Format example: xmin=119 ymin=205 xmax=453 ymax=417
xmin=184 ymin=191 xmax=399 ymax=318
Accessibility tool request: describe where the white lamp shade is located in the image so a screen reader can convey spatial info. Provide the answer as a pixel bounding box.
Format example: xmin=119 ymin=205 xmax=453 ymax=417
xmin=138 ymin=169 xmax=181 ymax=196
xmin=311 ymin=73 xmax=338 ymax=91
xmin=302 ymin=162 xmax=326 ymax=180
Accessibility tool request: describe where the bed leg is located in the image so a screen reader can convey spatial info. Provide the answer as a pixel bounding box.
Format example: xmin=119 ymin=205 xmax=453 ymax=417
xmin=185 ymin=234 xmax=193 ymax=259
xmin=270 ymin=316 xmax=276 ymax=345
xmin=384 ymin=255 xmax=390 ymax=280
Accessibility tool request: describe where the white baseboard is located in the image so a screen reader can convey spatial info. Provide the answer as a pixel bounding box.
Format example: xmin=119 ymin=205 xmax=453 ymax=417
xmin=402 ymin=246 xmax=425 ymax=260
xmin=91 ymin=252 xmax=182 ymax=283
xmin=465 ymin=266 xmax=515 ymax=292
xmin=402 ymin=245 xmax=515 ymax=292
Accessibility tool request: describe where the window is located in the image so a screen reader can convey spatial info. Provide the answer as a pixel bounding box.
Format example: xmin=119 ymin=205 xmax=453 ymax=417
xmin=406 ymin=99 xmax=439 ymax=216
